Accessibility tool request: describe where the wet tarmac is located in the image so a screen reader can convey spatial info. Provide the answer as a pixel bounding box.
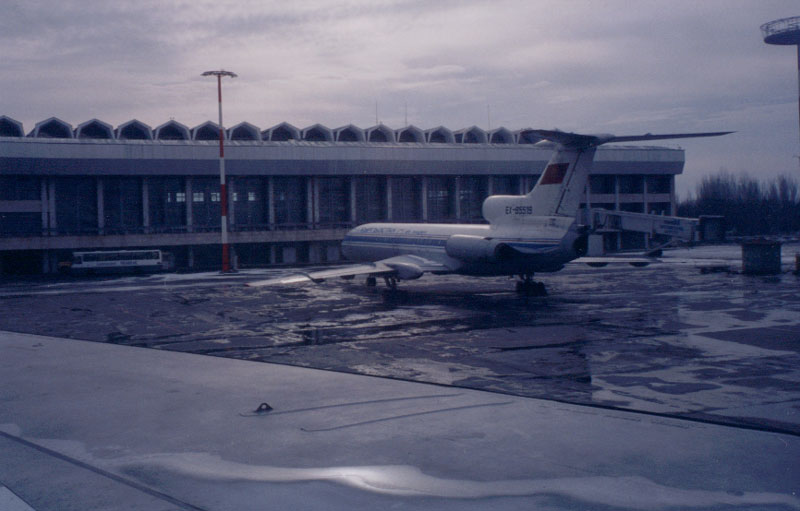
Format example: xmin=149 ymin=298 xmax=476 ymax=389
xmin=1 ymin=243 xmax=799 ymax=435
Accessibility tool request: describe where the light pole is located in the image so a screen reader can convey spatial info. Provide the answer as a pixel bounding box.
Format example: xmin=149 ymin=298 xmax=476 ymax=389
xmin=202 ymin=70 xmax=237 ymax=272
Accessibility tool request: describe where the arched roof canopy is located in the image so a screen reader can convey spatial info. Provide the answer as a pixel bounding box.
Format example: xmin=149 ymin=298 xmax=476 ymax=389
xmin=488 ymin=127 xmax=514 ymax=144
xmin=516 ymin=129 xmax=544 ymax=144
xmin=0 ymin=116 xmax=24 ymax=137
xmin=302 ymin=124 xmax=334 ymax=142
xmin=264 ymin=122 xmax=300 ymax=141
xmin=396 ymin=125 xmax=425 ymax=143
xmin=30 ymin=117 xmax=73 ymax=138
xmin=116 ymin=119 xmax=153 ymax=140
xmin=76 ymin=119 xmax=114 ymax=139
xmin=365 ymin=124 xmax=395 ymax=143
xmin=228 ymin=122 xmax=260 ymax=141
xmin=454 ymin=126 xmax=487 ymax=144
xmin=192 ymin=121 xmax=222 ymax=141
xmin=154 ymin=120 xmax=190 ymax=141
xmin=425 ymin=126 xmax=455 ymax=144
xmin=334 ymin=124 xmax=365 ymax=142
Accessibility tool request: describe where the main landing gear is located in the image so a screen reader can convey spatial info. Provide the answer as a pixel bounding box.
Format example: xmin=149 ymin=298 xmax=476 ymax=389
xmin=365 ymin=275 xmax=398 ymax=290
xmin=516 ymin=274 xmax=547 ymax=296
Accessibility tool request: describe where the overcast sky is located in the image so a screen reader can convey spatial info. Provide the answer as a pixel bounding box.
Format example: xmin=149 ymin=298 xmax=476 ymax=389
xmin=2 ymin=0 xmax=799 ymax=197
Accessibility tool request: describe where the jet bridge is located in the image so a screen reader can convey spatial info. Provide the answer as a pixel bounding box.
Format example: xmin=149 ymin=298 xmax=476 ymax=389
xmin=585 ymin=208 xmax=699 ymax=254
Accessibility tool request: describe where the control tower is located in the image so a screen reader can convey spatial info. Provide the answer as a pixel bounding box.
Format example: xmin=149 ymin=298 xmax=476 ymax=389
xmin=761 ymin=16 xmax=800 ymax=162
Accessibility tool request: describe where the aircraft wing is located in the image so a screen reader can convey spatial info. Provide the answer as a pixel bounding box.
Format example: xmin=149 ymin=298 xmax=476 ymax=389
xmin=246 ymin=255 xmax=451 ymax=287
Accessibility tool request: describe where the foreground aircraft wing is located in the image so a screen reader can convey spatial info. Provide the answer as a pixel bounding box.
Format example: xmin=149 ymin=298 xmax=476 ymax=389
xmin=246 ymin=255 xmax=450 ymax=287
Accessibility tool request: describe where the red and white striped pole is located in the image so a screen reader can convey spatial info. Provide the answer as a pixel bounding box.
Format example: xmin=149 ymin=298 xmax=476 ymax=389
xmin=202 ymin=70 xmax=237 ymax=273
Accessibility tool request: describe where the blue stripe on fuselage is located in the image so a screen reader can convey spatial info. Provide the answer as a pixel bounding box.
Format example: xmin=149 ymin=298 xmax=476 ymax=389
xmin=343 ymin=235 xmax=447 ymax=247
xmin=343 ymin=235 xmax=560 ymax=251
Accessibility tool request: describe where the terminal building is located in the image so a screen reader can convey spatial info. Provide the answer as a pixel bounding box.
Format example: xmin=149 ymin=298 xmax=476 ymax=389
xmin=0 ymin=115 xmax=683 ymax=274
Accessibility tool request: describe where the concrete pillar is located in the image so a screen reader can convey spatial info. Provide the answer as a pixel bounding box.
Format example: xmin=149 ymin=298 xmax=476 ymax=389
xmin=267 ymin=176 xmax=275 ymax=227
xmin=307 ymin=178 xmax=315 ymax=226
xmin=188 ymin=246 xmax=195 ymax=269
xmin=40 ymin=179 xmax=48 ymax=234
xmin=421 ymin=176 xmax=428 ymax=221
xmin=186 ymin=178 xmax=193 ymax=232
xmin=227 ymin=176 xmax=235 ymax=227
xmin=49 ymin=252 xmax=59 ymax=274
xmin=48 ymin=178 xmax=56 ymax=233
xmin=386 ymin=176 xmax=393 ymax=221
xmin=41 ymin=251 xmax=51 ymax=274
xmin=47 ymin=252 xmax=55 ymax=274
xmin=97 ymin=178 xmax=104 ymax=235
xmin=313 ymin=178 xmax=320 ymax=225
xmin=269 ymin=244 xmax=276 ymax=265
xmin=487 ymin=176 xmax=494 ymax=197
xmin=454 ymin=177 xmax=462 ymax=220
xmin=142 ymin=178 xmax=150 ymax=233
xmin=229 ymin=244 xmax=237 ymax=270
xmin=308 ymin=243 xmax=322 ymax=263
xmin=350 ymin=177 xmax=357 ymax=223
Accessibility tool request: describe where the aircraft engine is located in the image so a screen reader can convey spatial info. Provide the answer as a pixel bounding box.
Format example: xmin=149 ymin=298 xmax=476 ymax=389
xmin=445 ymin=235 xmax=511 ymax=262
xmin=385 ymin=261 xmax=424 ymax=280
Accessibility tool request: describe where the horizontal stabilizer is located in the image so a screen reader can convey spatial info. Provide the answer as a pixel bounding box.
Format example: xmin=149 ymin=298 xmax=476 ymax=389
xmin=523 ymin=129 xmax=600 ymax=147
xmin=605 ymin=131 xmax=734 ymax=143
xmin=522 ymin=129 xmax=733 ymax=148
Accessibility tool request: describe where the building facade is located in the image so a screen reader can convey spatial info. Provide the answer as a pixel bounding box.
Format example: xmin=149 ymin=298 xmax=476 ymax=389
xmin=0 ymin=116 xmax=682 ymax=274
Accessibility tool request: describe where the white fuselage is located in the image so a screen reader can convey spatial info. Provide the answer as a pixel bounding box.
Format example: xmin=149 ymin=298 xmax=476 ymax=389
xmin=342 ymin=216 xmax=586 ymax=277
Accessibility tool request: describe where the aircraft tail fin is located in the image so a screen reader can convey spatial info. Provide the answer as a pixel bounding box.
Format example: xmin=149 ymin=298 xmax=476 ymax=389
xmin=524 ymin=134 xmax=596 ymax=218
xmin=483 ymin=129 xmax=731 ymax=224
xmin=523 ymin=130 xmax=732 ymax=219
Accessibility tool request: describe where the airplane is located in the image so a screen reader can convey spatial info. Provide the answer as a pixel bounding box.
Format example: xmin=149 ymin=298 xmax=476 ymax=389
xmin=248 ymin=129 xmax=731 ymax=295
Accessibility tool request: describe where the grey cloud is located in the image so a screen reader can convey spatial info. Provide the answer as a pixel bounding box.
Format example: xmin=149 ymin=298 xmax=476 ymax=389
xmin=2 ymin=0 xmax=799 ymax=189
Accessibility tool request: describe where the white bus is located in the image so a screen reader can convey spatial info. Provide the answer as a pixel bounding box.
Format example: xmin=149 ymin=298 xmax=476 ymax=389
xmin=64 ymin=250 xmax=173 ymax=273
